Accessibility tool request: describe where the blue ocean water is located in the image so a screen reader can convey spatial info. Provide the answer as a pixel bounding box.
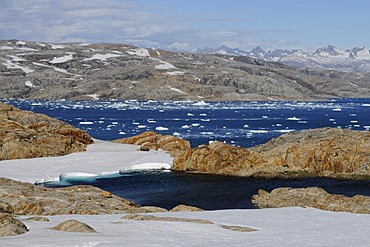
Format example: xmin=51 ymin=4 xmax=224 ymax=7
xmin=4 ymin=98 xmax=370 ymax=209
xmin=5 ymin=98 xmax=370 ymax=148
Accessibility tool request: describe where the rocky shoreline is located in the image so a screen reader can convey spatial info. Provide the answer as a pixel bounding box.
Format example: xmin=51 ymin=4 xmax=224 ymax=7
xmin=118 ymin=129 xmax=370 ymax=180
xmin=0 ymin=101 xmax=93 ymax=161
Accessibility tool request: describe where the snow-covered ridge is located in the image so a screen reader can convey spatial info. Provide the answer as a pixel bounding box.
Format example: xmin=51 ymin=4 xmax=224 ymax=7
xmin=197 ymin=45 xmax=370 ymax=73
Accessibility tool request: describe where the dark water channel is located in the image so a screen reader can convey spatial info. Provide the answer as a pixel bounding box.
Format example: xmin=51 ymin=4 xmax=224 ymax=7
xmin=46 ymin=171 xmax=370 ymax=210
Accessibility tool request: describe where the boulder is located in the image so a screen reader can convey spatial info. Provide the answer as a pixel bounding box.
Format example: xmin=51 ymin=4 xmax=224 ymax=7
xmin=114 ymin=131 xmax=191 ymax=158
xmin=0 ymin=101 xmax=93 ymax=161
xmin=170 ymin=204 xmax=204 ymax=212
xmin=25 ymin=216 xmax=50 ymax=222
xmin=50 ymin=219 xmax=96 ymax=233
xmin=0 ymin=213 xmax=29 ymax=237
xmin=252 ymin=187 xmax=370 ymax=214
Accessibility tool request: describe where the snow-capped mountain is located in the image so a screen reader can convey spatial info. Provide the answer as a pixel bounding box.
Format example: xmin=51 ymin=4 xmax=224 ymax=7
xmin=197 ymin=45 xmax=370 ymax=73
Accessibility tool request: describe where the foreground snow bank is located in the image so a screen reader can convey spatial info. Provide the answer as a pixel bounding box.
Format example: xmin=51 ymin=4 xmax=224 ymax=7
xmin=2 ymin=207 xmax=368 ymax=246
xmin=0 ymin=139 xmax=172 ymax=184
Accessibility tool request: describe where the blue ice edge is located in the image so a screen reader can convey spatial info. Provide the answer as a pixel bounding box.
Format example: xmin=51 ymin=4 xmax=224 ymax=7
xmin=34 ymin=163 xmax=171 ymax=187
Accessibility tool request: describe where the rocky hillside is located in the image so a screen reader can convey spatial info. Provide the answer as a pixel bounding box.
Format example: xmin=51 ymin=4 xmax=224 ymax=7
xmin=1 ymin=39 xmax=370 ymax=101
xmin=0 ymin=101 xmax=93 ymax=160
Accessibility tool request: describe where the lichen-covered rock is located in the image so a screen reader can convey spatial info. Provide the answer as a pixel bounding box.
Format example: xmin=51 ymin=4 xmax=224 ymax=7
xmin=0 ymin=101 xmax=93 ymax=161
xmin=0 ymin=178 xmax=165 ymax=215
xmin=170 ymin=204 xmax=204 ymax=212
xmin=115 ymin=131 xmax=191 ymax=158
xmin=0 ymin=213 xmax=29 ymax=237
xmin=252 ymin=187 xmax=370 ymax=214
xmin=50 ymin=219 xmax=96 ymax=233
xmin=251 ymin=127 xmax=370 ymax=178
xmin=172 ymin=141 xmax=264 ymax=175
xmin=169 ymin=128 xmax=370 ymax=179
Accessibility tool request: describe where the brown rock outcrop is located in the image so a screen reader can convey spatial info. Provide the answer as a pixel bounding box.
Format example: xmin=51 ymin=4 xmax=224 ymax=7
xmin=172 ymin=141 xmax=264 ymax=175
xmin=0 ymin=101 xmax=93 ymax=161
xmin=50 ymin=219 xmax=96 ymax=233
xmin=169 ymin=127 xmax=370 ymax=178
xmin=251 ymin=127 xmax=370 ymax=178
xmin=0 ymin=213 xmax=29 ymax=237
xmin=114 ymin=131 xmax=191 ymax=158
xmin=0 ymin=177 xmax=165 ymax=215
xmin=170 ymin=204 xmax=204 ymax=212
xmin=252 ymin=187 xmax=370 ymax=214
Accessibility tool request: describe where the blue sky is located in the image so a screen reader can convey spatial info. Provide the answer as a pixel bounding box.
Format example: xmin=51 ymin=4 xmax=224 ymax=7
xmin=1 ymin=0 xmax=369 ymax=51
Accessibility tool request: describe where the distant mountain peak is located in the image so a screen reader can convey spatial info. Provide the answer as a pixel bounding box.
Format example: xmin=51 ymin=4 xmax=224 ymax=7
xmin=196 ymin=44 xmax=370 ymax=73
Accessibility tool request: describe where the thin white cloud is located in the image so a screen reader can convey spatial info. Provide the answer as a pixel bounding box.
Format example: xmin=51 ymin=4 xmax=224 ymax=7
xmin=0 ymin=0 xmax=303 ymax=51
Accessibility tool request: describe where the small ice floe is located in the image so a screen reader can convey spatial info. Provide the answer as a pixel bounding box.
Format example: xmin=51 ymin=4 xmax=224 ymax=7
xmin=275 ymin=129 xmax=295 ymax=133
xmin=193 ymin=101 xmax=208 ymax=106
xmin=249 ymin=130 xmax=269 ymax=134
xmin=79 ymin=121 xmax=94 ymax=125
xmin=155 ymin=126 xmax=169 ymax=131
xmin=287 ymin=117 xmax=301 ymax=121
xmin=200 ymin=132 xmax=214 ymax=135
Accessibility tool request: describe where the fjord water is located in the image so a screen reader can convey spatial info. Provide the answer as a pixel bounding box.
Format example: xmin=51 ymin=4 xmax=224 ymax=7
xmin=5 ymin=98 xmax=370 ymax=209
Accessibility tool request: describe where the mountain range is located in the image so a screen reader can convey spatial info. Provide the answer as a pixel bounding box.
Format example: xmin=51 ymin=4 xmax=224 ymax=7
xmin=1 ymin=39 xmax=370 ymax=101
xmin=197 ymin=45 xmax=370 ymax=73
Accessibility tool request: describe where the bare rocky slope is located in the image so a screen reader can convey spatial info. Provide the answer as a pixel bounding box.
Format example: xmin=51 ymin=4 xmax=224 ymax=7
xmin=0 ymin=101 xmax=93 ymax=160
xmin=1 ymin=39 xmax=370 ymax=101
